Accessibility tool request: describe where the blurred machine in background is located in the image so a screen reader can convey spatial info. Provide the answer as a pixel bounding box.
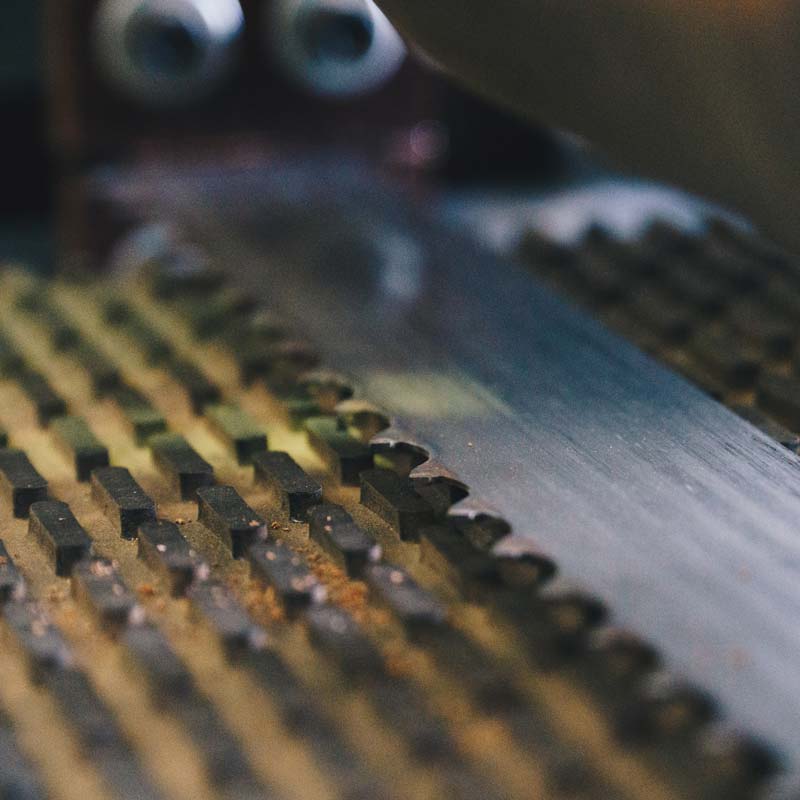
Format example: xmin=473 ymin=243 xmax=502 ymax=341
xmin=47 ymin=0 xmax=431 ymax=158
xmin=42 ymin=0 xmax=566 ymax=265
xmin=44 ymin=0 xmax=566 ymax=161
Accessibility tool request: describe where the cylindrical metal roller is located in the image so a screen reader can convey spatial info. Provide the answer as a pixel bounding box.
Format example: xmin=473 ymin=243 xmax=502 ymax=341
xmin=93 ymin=0 xmax=245 ymax=107
xmin=267 ymin=0 xmax=406 ymax=98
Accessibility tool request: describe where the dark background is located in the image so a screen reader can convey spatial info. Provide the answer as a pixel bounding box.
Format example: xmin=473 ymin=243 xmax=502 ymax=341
xmin=0 ymin=1 xmax=53 ymax=268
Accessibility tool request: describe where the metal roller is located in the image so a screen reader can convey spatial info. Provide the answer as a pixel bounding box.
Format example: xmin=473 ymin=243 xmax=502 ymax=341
xmin=268 ymin=0 xmax=406 ymax=98
xmin=93 ymin=0 xmax=245 ymax=107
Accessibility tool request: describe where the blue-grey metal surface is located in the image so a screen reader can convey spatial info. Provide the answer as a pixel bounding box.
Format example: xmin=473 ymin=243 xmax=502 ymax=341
xmin=106 ymin=161 xmax=800 ymax=776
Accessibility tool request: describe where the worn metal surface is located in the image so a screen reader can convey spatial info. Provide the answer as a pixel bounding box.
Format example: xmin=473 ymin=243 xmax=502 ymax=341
xmin=104 ymin=161 xmax=800 ymax=776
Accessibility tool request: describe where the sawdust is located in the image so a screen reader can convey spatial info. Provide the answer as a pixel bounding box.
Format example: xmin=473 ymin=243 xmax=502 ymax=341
xmin=244 ymin=581 xmax=286 ymax=625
